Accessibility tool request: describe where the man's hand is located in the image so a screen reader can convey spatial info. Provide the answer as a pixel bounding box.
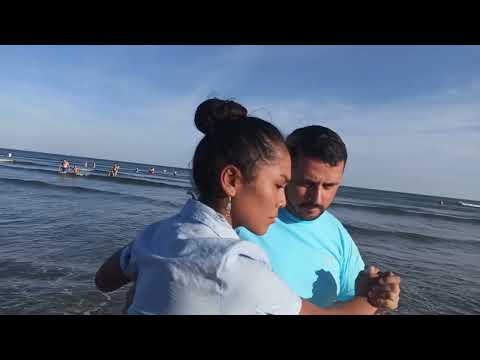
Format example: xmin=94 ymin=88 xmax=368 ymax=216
xmin=355 ymin=265 xmax=381 ymax=297
xmin=367 ymin=272 xmax=401 ymax=311
xmin=356 ymin=266 xmax=401 ymax=311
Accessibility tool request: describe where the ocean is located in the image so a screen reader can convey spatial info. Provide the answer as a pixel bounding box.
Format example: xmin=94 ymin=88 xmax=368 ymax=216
xmin=1 ymin=147 xmax=479 ymax=315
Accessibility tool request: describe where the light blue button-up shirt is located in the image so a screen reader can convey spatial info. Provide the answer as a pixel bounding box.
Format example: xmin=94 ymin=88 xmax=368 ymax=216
xmin=120 ymin=199 xmax=301 ymax=315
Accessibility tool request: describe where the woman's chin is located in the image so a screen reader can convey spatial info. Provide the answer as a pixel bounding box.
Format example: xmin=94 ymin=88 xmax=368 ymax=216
xmin=250 ymin=224 xmax=270 ymax=236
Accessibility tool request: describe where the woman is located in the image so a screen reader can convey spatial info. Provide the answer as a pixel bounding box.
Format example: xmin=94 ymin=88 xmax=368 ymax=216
xmin=95 ymin=98 xmax=387 ymax=315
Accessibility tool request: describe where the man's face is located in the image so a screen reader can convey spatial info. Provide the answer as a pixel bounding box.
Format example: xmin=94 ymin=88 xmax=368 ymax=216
xmin=286 ymin=155 xmax=344 ymax=221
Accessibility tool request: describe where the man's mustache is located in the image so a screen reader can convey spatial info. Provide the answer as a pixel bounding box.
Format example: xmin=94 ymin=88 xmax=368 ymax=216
xmin=300 ymin=203 xmax=324 ymax=211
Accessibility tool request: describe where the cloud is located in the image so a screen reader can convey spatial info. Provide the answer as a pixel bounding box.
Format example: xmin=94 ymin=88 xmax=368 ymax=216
xmin=243 ymin=81 xmax=480 ymax=200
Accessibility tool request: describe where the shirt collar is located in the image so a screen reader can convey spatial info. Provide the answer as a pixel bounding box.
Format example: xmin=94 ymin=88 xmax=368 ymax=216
xmin=278 ymin=207 xmax=328 ymax=224
xmin=180 ymin=199 xmax=239 ymax=240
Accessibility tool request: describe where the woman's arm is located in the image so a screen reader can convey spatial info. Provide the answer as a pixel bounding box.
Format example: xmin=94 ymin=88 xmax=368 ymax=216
xmin=299 ymin=297 xmax=375 ymax=315
xmin=95 ymin=248 xmax=132 ymax=292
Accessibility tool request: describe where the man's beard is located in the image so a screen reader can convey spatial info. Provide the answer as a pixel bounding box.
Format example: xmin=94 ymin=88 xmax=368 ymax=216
xmin=287 ymin=201 xmax=325 ymax=221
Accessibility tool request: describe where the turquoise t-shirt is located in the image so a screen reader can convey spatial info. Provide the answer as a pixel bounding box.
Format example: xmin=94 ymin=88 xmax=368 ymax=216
xmin=236 ymin=208 xmax=365 ymax=307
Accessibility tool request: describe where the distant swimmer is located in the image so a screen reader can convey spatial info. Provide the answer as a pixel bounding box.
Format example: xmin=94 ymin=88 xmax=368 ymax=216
xmin=148 ymin=167 xmax=155 ymax=175
xmin=73 ymin=166 xmax=81 ymax=175
xmin=173 ymin=171 xmax=178 ymax=176
xmin=108 ymin=163 xmax=120 ymax=177
xmin=59 ymin=159 xmax=70 ymax=173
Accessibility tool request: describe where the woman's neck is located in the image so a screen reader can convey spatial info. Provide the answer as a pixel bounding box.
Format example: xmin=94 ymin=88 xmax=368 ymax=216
xmin=199 ymin=197 xmax=232 ymax=226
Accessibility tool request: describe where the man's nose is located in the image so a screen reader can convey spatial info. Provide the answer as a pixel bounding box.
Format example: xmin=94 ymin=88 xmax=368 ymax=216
xmin=308 ymin=186 xmax=323 ymax=205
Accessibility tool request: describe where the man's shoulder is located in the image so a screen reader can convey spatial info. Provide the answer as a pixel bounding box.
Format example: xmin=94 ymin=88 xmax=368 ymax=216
xmin=322 ymin=210 xmax=343 ymax=227
xmin=322 ymin=210 xmax=355 ymax=246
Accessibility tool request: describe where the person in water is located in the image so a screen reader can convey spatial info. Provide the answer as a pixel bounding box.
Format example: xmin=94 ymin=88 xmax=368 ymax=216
xmin=59 ymin=160 xmax=70 ymax=173
xmin=109 ymin=163 xmax=120 ymax=177
xmin=148 ymin=167 xmax=155 ymax=175
xmin=95 ymin=98 xmax=398 ymax=315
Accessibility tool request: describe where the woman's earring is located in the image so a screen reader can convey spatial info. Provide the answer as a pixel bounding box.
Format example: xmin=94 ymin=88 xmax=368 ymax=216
xmin=226 ymin=196 xmax=232 ymax=215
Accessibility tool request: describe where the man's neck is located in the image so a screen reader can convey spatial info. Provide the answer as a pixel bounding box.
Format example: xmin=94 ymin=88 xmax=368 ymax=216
xmin=284 ymin=204 xmax=325 ymax=222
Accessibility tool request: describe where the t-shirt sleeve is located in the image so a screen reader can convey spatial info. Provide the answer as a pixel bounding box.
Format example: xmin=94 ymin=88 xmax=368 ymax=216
xmin=217 ymin=242 xmax=302 ymax=315
xmin=337 ymin=225 xmax=365 ymax=302
xmin=119 ymin=241 xmax=138 ymax=280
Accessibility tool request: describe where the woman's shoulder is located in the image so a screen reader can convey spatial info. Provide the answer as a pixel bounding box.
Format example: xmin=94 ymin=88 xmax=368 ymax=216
xmin=173 ymin=237 xmax=272 ymax=276
xmin=219 ymin=240 xmax=271 ymax=271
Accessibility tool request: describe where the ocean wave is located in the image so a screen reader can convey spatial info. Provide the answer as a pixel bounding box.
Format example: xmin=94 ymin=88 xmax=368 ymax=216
xmin=87 ymin=173 xmax=191 ymax=189
xmin=332 ymin=201 xmax=480 ymax=225
xmin=0 ymin=164 xmax=192 ymax=190
xmin=0 ymin=177 xmax=185 ymax=205
xmin=12 ymin=156 xmax=190 ymax=176
xmin=344 ymin=223 xmax=480 ymax=247
xmin=9 ymin=160 xmax=39 ymax=166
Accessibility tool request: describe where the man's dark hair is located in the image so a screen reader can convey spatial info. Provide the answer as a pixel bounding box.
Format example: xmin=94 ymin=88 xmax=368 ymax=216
xmin=286 ymin=125 xmax=347 ymax=166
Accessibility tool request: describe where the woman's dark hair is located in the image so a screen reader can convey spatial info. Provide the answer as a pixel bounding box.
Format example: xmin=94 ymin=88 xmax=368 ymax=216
xmin=286 ymin=125 xmax=347 ymax=167
xmin=192 ymin=98 xmax=285 ymax=202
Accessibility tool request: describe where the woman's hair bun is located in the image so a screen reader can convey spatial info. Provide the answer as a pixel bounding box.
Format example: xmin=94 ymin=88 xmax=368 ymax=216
xmin=194 ymin=98 xmax=248 ymax=135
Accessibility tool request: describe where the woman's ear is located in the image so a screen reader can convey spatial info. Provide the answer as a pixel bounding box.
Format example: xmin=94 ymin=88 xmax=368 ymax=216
xmin=219 ymin=165 xmax=243 ymax=197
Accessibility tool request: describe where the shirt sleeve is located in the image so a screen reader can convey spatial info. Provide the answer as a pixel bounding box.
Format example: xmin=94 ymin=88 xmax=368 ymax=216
xmin=337 ymin=226 xmax=365 ymax=302
xmin=217 ymin=242 xmax=302 ymax=315
xmin=119 ymin=241 xmax=138 ymax=280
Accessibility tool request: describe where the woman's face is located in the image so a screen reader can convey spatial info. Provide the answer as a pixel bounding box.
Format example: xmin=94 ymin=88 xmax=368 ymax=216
xmin=231 ymin=144 xmax=291 ymax=235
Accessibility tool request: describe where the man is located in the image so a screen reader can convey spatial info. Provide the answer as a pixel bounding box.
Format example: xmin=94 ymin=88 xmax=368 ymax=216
xmin=237 ymin=125 xmax=400 ymax=314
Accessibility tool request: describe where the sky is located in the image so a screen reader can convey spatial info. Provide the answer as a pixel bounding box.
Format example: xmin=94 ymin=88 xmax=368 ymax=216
xmin=0 ymin=45 xmax=479 ymax=200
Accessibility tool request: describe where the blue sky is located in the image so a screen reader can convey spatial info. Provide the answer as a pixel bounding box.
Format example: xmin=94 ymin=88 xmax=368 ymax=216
xmin=1 ymin=45 xmax=479 ymax=200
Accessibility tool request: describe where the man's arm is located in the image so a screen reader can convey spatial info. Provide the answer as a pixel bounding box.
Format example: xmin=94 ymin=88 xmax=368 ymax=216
xmin=95 ymin=247 xmax=132 ymax=292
